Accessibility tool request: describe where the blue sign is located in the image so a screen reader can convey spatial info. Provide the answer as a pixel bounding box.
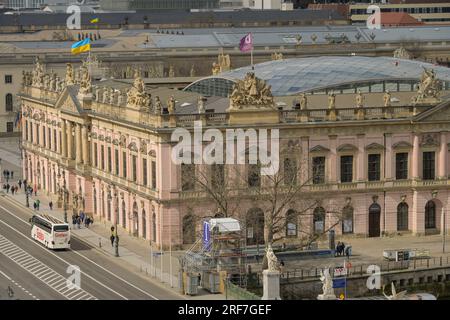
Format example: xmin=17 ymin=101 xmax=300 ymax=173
xmin=333 ymin=278 xmax=347 ymax=289
xmin=203 ymin=221 xmax=211 ymax=251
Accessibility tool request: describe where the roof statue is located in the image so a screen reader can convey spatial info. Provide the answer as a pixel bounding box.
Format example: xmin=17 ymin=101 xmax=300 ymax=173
xmin=265 ymin=244 xmax=279 ymax=272
xmin=218 ymin=53 xmax=231 ymax=72
xmin=229 ymin=72 xmax=275 ymax=110
xmin=393 ymin=47 xmax=411 ymax=60
xmin=32 ymin=57 xmax=45 ymax=88
xmin=271 ymin=52 xmax=283 ymax=61
xmin=127 ymin=74 xmax=151 ymax=110
xmin=190 ymin=65 xmax=196 ymax=77
xmin=167 ymin=96 xmax=176 ymax=114
xmin=412 ymin=67 xmax=441 ymax=104
xmin=383 ymin=90 xmax=391 ymax=107
xmin=328 ymin=92 xmax=336 ymax=109
xmin=78 ymin=65 xmax=92 ymax=95
xmin=154 ymin=96 xmax=162 ymax=114
xmin=168 ymin=65 xmax=175 ymax=78
xmin=356 ymin=90 xmax=364 ymax=108
xmin=299 ymin=93 xmax=307 ymax=110
xmin=212 ymin=62 xmax=221 ymax=76
xmin=197 ymin=96 xmax=205 ymax=113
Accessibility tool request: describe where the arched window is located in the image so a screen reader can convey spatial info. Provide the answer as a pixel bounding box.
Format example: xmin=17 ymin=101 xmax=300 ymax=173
xmin=181 ymin=164 xmax=195 ymax=191
xmin=397 ymin=203 xmax=409 ymax=231
xmin=142 ymin=209 xmax=146 ymax=239
xmin=5 ymin=93 xmax=13 ymax=112
xmin=425 ymin=200 xmax=436 ymax=229
xmin=313 ymin=207 xmax=326 ymax=234
xmin=342 ymin=206 xmax=354 ymax=234
xmin=286 ymin=209 xmax=297 ymax=237
xmin=182 ymin=214 xmax=196 ymax=244
xmin=121 ymin=200 xmax=126 ymax=228
xmin=246 ymin=208 xmax=265 ymax=245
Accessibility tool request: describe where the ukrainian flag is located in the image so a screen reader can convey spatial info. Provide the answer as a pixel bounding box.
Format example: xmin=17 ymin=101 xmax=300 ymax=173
xmin=71 ymin=38 xmax=91 ymax=55
xmin=90 ymin=18 xmax=99 ymax=24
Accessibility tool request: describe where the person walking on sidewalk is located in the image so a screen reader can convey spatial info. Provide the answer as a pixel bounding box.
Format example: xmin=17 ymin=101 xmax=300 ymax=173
xmin=80 ymin=211 xmax=85 ymax=223
xmin=33 ymin=201 xmax=37 ymax=211
xmin=36 ymin=199 xmax=40 ymax=211
xmin=34 ymin=186 xmax=37 ymax=196
xmin=49 ymin=201 xmax=53 ymax=210
xmin=18 ymin=180 xmax=22 ymax=189
xmin=6 ymin=183 xmax=10 ymax=193
xmin=84 ymin=216 xmax=90 ymax=228
xmin=110 ymin=226 xmax=115 ymax=247
xmin=76 ymin=215 xmax=81 ymax=229
xmin=72 ymin=214 xmax=77 ymax=228
xmin=11 ymin=186 xmax=15 ymax=195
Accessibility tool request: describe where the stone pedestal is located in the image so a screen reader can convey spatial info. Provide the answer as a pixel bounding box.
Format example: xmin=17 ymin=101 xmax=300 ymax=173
xmin=317 ymin=293 xmax=337 ymax=300
xmin=261 ymin=270 xmax=281 ymax=300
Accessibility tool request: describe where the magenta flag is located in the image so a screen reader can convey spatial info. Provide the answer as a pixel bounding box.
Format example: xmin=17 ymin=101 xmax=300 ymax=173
xmin=239 ymin=33 xmax=253 ymax=52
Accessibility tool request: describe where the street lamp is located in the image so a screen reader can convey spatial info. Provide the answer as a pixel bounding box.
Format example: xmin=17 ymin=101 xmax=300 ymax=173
xmin=25 ymin=184 xmax=30 ymax=208
xmin=58 ymin=169 xmax=68 ymax=223
xmin=110 ymin=185 xmax=119 ymax=257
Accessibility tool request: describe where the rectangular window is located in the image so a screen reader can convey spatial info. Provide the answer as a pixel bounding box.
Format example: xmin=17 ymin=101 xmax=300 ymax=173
xmin=30 ymin=123 xmax=34 ymax=142
xmin=132 ymin=155 xmax=137 ymax=182
xmin=93 ymin=143 xmax=98 ymax=168
xmin=312 ymin=156 xmax=325 ymax=184
xmin=151 ymin=160 xmax=156 ymax=189
xmin=423 ymin=152 xmax=435 ymax=180
xmin=396 ymin=153 xmax=408 ymax=180
xmin=6 ymin=122 xmax=13 ymax=132
xmin=25 ymin=121 xmax=28 ymax=141
xmin=42 ymin=126 xmax=46 ymax=147
xmin=115 ymin=149 xmax=119 ymax=176
xmin=36 ymin=124 xmax=40 ymax=145
xmin=108 ymin=147 xmax=112 ymax=173
xmin=53 ymin=129 xmax=57 ymax=151
xmin=47 ymin=127 xmax=51 ymax=149
xmin=340 ymin=155 xmax=353 ymax=183
xmin=143 ymin=158 xmax=148 ymax=185
xmin=5 ymin=75 xmax=12 ymax=84
xmin=122 ymin=151 xmax=127 ymax=178
xmin=368 ymin=154 xmax=381 ymax=181
xmin=101 ymin=145 xmax=105 ymax=170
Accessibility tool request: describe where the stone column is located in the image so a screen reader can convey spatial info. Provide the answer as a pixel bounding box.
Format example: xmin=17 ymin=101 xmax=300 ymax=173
xmin=439 ymin=131 xmax=448 ymax=179
xmin=328 ymin=135 xmax=337 ymax=183
xmin=300 ymin=136 xmax=309 ymax=185
xmin=412 ymin=134 xmax=420 ymax=180
xmin=82 ymin=125 xmax=90 ymax=165
xmin=67 ymin=121 xmax=73 ymax=160
xmin=357 ymin=134 xmax=365 ymax=181
xmin=61 ymin=120 xmax=67 ymax=158
xmin=384 ymin=133 xmax=393 ymax=181
xmin=262 ymin=270 xmax=281 ymax=300
xmin=27 ymin=120 xmax=32 ymax=143
xmin=75 ymin=123 xmax=82 ymax=164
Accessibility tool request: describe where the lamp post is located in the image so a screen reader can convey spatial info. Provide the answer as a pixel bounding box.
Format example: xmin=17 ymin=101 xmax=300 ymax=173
xmin=59 ymin=169 xmax=68 ymax=223
xmin=0 ymin=158 xmax=2 ymax=184
xmin=25 ymin=185 xmax=30 ymax=208
xmin=113 ymin=186 xmax=119 ymax=257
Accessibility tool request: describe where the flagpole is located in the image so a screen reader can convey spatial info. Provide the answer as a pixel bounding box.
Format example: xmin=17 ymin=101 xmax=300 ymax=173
xmin=251 ymin=48 xmax=254 ymax=71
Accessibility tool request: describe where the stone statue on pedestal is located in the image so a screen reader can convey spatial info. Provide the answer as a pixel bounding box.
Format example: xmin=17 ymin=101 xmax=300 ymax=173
xmin=299 ymin=93 xmax=307 ymax=110
xmin=317 ymin=268 xmax=336 ymax=300
xmin=65 ymin=63 xmax=74 ymax=86
xmin=262 ymin=244 xmax=281 ymax=300
xmin=356 ymin=90 xmax=364 ymax=108
xmin=79 ymin=65 xmax=92 ymax=95
xmin=228 ymin=72 xmax=275 ymax=110
xmin=167 ymin=96 xmax=175 ymax=114
xmin=412 ymin=67 xmax=441 ymax=104
xmin=328 ymin=92 xmax=336 ymax=109
xmin=383 ymin=90 xmax=391 ymax=107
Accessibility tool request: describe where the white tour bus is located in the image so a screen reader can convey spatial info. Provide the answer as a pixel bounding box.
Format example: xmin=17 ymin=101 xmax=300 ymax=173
xmin=30 ymin=214 xmax=71 ymax=249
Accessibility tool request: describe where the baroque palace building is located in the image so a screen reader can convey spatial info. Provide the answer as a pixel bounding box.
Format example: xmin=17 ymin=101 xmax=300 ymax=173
xmin=19 ymin=56 xmax=450 ymax=249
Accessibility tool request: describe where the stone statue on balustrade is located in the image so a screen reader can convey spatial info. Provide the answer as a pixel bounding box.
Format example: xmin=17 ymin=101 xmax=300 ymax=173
xmin=190 ymin=65 xmax=196 ymax=77
xmin=167 ymin=96 xmax=176 ymax=115
xmin=383 ymin=90 xmax=391 ymax=107
xmin=228 ymin=72 xmax=275 ymax=110
xmin=32 ymin=57 xmax=45 ymax=87
xmin=78 ymin=65 xmax=92 ymax=95
xmin=211 ymin=62 xmax=221 ymax=76
xmin=299 ymin=93 xmax=307 ymax=110
xmin=328 ymin=92 xmax=336 ymax=109
xmin=154 ymin=96 xmax=162 ymax=114
xmin=168 ymin=65 xmax=175 ymax=78
xmin=127 ymin=75 xmax=152 ymax=110
xmin=197 ymin=96 xmax=205 ymax=114
xmin=65 ymin=63 xmax=74 ymax=86
xmin=412 ymin=67 xmax=441 ymax=104
xmin=356 ymin=90 xmax=364 ymax=108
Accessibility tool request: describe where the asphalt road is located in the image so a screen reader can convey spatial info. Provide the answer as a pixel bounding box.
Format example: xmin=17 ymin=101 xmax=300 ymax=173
xmin=0 ymin=195 xmax=181 ymax=300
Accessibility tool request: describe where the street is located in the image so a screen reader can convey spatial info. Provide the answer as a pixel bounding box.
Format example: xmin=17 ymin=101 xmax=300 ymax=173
xmin=0 ymin=195 xmax=181 ymax=300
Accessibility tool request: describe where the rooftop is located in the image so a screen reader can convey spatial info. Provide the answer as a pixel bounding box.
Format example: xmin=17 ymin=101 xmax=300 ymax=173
xmin=185 ymin=56 xmax=450 ymax=96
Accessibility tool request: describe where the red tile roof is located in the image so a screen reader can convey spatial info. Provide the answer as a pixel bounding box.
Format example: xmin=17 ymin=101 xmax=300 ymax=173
xmin=379 ymin=12 xmax=424 ymax=26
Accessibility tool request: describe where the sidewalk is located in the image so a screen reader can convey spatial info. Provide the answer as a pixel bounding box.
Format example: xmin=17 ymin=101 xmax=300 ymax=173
xmin=2 ymin=188 xmax=225 ymax=300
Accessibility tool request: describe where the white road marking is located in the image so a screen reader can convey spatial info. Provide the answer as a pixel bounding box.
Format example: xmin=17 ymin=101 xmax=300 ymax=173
xmin=0 ymin=203 xmax=159 ymax=300
xmin=0 ymin=269 xmax=38 ymax=300
xmin=0 ymin=234 xmax=97 ymax=300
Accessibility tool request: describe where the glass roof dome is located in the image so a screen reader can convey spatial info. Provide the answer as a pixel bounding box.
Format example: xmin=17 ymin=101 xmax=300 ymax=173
xmin=184 ymin=56 xmax=450 ymax=97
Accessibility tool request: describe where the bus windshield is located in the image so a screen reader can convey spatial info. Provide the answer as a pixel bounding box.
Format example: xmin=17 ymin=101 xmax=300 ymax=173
xmin=53 ymin=225 xmax=69 ymax=232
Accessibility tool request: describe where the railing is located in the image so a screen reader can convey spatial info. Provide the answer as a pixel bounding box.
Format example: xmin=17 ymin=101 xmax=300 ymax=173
xmin=280 ymin=256 xmax=450 ymax=281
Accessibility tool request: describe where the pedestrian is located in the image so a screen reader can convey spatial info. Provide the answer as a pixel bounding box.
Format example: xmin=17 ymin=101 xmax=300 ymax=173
xmin=80 ymin=211 xmax=85 ymax=223
xmin=34 ymin=187 xmax=37 ymax=196
xmin=110 ymin=226 xmax=115 ymax=246
xmin=23 ymin=179 xmax=27 ymax=190
xmin=18 ymin=180 xmax=22 ymax=189
xmin=11 ymin=186 xmax=15 ymax=195
xmin=36 ymin=199 xmax=40 ymax=210
xmin=49 ymin=201 xmax=53 ymax=210
xmin=76 ymin=216 xmax=81 ymax=229
xmin=345 ymin=245 xmax=352 ymax=260
xmin=33 ymin=201 xmax=37 ymax=211
xmin=72 ymin=214 xmax=77 ymax=228
xmin=6 ymin=183 xmax=10 ymax=193
xmin=84 ymin=216 xmax=90 ymax=228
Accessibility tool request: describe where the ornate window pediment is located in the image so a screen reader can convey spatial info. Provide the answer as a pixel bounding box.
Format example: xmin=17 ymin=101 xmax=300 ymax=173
xmin=365 ymin=143 xmax=385 ymax=151
xmin=112 ymin=138 xmax=119 ymax=146
xmin=392 ymin=141 xmax=412 ymax=149
xmin=337 ymin=144 xmax=357 ymax=152
xmin=91 ymin=132 xmax=98 ymax=139
xmin=420 ymin=133 xmax=439 ymax=147
xmin=310 ymin=145 xmax=330 ymax=153
xmin=148 ymin=149 xmax=156 ymax=157
xmin=98 ymin=134 xmax=105 ymax=141
xmin=105 ymin=136 xmax=112 ymax=143
xmin=128 ymin=142 xmax=138 ymax=152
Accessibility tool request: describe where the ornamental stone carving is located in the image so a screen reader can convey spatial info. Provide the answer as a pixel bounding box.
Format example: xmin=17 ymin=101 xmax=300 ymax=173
xmin=356 ymin=90 xmax=364 ymax=108
xmin=167 ymin=96 xmax=175 ymax=114
xmin=65 ymin=63 xmax=74 ymax=86
xmin=266 ymin=244 xmax=279 ymax=272
xmin=412 ymin=68 xmax=441 ymax=104
xmin=127 ymin=75 xmax=151 ymax=110
xmin=228 ymin=72 xmax=274 ymax=110
xmin=328 ymin=92 xmax=336 ymax=109
xmin=79 ymin=65 xmax=92 ymax=95
xmin=393 ymin=47 xmax=411 ymax=60
xmin=299 ymin=93 xmax=307 ymax=110
xmin=383 ymin=90 xmax=391 ymax=107
xmin=32 ymin=57 xmax=45 ymax=88
xmin=154 ymin=96 xmax=162 ymax=114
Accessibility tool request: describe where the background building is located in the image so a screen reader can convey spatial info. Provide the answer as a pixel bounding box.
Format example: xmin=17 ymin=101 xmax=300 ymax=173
xmin=100 ymin=0 xmax=220 ymax=11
